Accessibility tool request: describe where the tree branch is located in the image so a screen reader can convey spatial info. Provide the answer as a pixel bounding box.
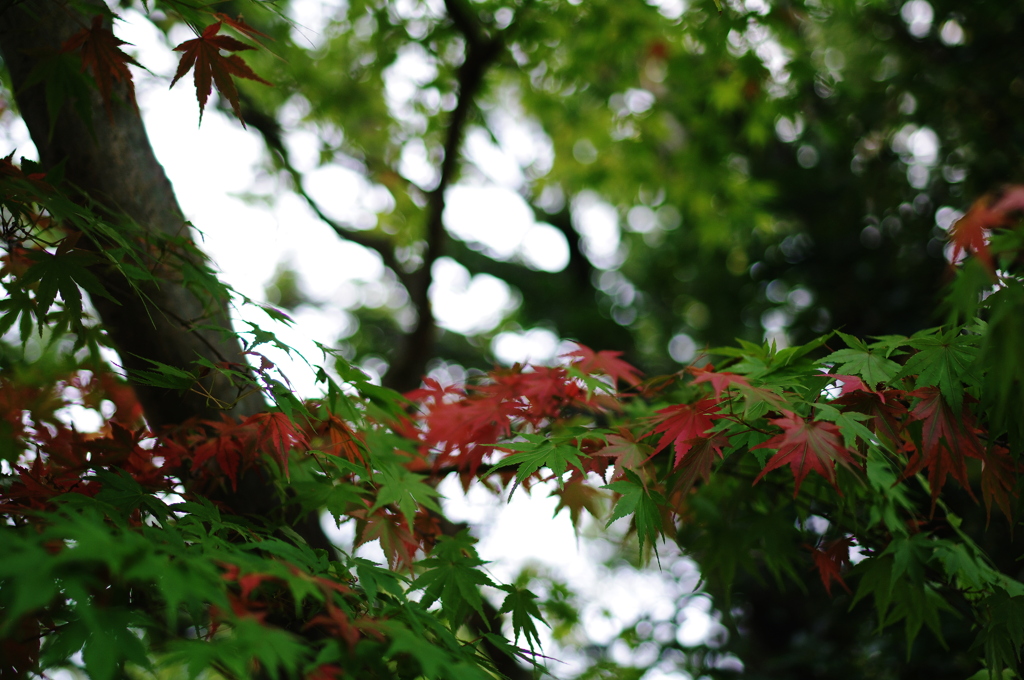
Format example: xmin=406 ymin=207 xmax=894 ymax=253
xmin=237 ymin=99 xmax=418 ymax=295
xmin=386 ymin=0 xmax=504 ymax=392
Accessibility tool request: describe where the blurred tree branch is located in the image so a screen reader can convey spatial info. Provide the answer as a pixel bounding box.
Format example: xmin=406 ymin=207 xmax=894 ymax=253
xmin=386 ymin=0 xmax=504 ymax=391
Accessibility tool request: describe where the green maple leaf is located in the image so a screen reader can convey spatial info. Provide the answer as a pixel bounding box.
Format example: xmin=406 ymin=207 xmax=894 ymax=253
xmin=822 ymin=331 xmax=902 ymax=387
xmin=21 ymin=237 xmax=117 ymax=327
xmin=493 ymin=432 xmax=588 ymax=499
xmin=497 ymin=583 xmax=547 ymax=650
xmin=413 ymin=531 xmax=495 ymax=626
xmin=603 ymin=468 xmax=666 ymax=558
xmin=900 ymin=328 xmax=980 ymax=411
xmin=371 ymin=464 xmax=443 ymax=527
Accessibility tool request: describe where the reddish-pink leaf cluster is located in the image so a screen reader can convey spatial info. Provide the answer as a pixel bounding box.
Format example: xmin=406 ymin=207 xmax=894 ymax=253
xmin=62 ymin=15 xmax=142 ymax=116
xmin=170 ymin=20 xmax=272 ymax=125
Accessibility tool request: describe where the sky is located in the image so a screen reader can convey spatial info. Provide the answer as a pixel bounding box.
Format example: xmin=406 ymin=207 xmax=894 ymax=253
xmin=0 ymin=5 xmax=720 ymax=677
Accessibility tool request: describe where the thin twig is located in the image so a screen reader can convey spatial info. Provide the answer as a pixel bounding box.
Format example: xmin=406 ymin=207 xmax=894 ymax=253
xmin=238 ymin=100 xmax=418 ymax=294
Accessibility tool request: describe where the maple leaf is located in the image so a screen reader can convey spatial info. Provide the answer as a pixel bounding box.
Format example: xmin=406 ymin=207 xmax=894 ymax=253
xmin=810 ymin=537 xmax=853 ymax=595
xmin=689 ymin=364 xmax=785 ymax=411
xmin=949 ymin=185 xmax=1024 ymax=276
xmin=670 ymin=433 xmax=729 ymax=497
xmin=552 ymin=470 xmax=606 ymax=527
xmin=307 ymin=664 xmax=344 ymax=680
xmin=413 ymin=531 xmax=495 ymax=626
xmin=903 ymin=386 xmax=982 ymax=508
xmin=192 ymin=433 xmax=245 ymax=489
xmin=822 ymin=331 xmax=902 ymax=387
xmin=497 ymin=583 xmax=547 ymax=651
xmin=61 ymin=15 xmax=142 ymax=116
xmin=833 ymin=389 xmax=908 ymax=446
xmin=647 ymin=398 xmax=723 ymax=467
xmin=324 ymin=415 xmax=364 ymax=463
xmin=563 ymin=344 xmax=643 ymax=387
xmin=304 ymin=603 xmax=362 ymax=650
xmin=688 ymin=365 xmax=751 ymax=397
xmin=370 ymin=464 xmax=442 ymax=527
xmin=22 ymin=234 xmax=117 ymax=327
xmin=356 ymin=507 xmax=419 ymax=570
xmin=246 ymin=412 xmax=310 ymax=478
xmin=603 ymin=468 xmax=668 ymax=557
xmin=601 ymin=429 xmax=654 ymax=480
xmin=170 ymin=22 xmax=272 ymax=126
xmin=979 ymin=445 xmax=1018 ymax=524
xmin=753 ymin=412 xmax=859 ymax=496
xmin=495 ymin=432 xmax=587 ymax=498
xmin=900 ymin=329 xmax=980 ymax=412
xmin=213 ymin=13 xmax=273 ymax=45
xmin=829 ymin=374 xmax=871 ymax=397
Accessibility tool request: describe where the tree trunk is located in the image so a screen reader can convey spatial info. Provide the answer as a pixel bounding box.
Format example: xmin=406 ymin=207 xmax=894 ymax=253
xmin=0 ymin=0 xmax=265 ymax=428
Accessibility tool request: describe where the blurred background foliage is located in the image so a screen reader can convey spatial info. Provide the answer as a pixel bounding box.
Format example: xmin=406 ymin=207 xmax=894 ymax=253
xmin=211 ymin=0 xmax=1024 ymax=382
xmin=22 ymin=0 xmax=1024 ymax=676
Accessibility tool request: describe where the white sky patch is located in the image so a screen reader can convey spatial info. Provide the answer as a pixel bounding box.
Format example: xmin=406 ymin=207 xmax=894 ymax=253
xmin=399 ymin=137 xmax=440 ymax=189
xmin=445 ymin=185 xmax=570 ymax=271
xmin=892 ymin=124 xmax=939 ymax=189
xmin=287 ymin=0 xmax=348 ymax=50
xmin=465 ymin=127 xmax=525 ymax=187
xmin=492 ymin=327 xmax=561 ymax=364
xmin=384 ymin=42 xmax=438 ymax=127
xmin=646 ymin=0 xmax=687 ymax=21
xmin=446 ymin=185 xmax=535 ymax=256
xmin=901 ymin=0 xmax=934 ymax=38
xmin=487 ymin=104 xmax=555 ymax=179
xmin=273 ymin=193 xmax=388 ymax=290
xmin=520 ymin=223 xmax=570 ymax=271
xmin=284 ymin=127 xmax=325 ymax=173
xmin=0 ymin=107 xmax=34 ymax=159
xmin=431 ymin=257 xmax=515 ymax=334
xmin=117 ymin=10 xmax=178 ymax=78
xmin=573 ymin=191 xmax=623 ymax=269
xmin=304 ymin=164 xmax=381 ymax=229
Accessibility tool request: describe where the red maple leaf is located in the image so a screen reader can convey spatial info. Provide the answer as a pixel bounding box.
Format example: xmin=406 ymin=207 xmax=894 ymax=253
xmin=405 ymin=377 xmax=463 ymax=405
xmin=247 ymin=412 xmax=310 ymax=478
xmin=477 ymin=365 xmax=583 ymax=423
xmin=423 ymin=398 xmax=511 ymax=474
xmin=213 ymin=13 xmax=272 ymax=45
xmin=829 ymin=373 xmax=871 ymax=397
xmin=170 ymin=22 xmax=272 ymax=125
xmin=646 ymin=398 xmax=723 ymax=467
xmin=563 ymin=344 xmax=642 ymax=387
xmin=949 ymin=185 xmax=1024 ymax=276
xmin=356 ymin=507 xmax=419 ymax=571
xmin=670 ymin=433 xmax=729 ymax=497
xmin=979 ymin=444 xmax=1019 ymax=524
xmin=304 ymin=603 xmax=361 ymax=650
xmin=62 ymin=15 xmax=142 ymax=116
xmin=306 ymin=665 xmax=344 ymax=680
xmin=753 ymin=412 xmax=858 ymax=496
xmin=324 ymin=415 xmax=364 ymax=463
xmin=833 ymin=388 xmax=908 ymax=445
xmin=193 ymin=434 xmax=245 ymax=489
xmin=687 ymin=364 xmax=751 ymax=397
xmin=903 ymin=387 xmax=983 ymax=508
xmin=810 ymin=537 xmax=853 ymax=595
